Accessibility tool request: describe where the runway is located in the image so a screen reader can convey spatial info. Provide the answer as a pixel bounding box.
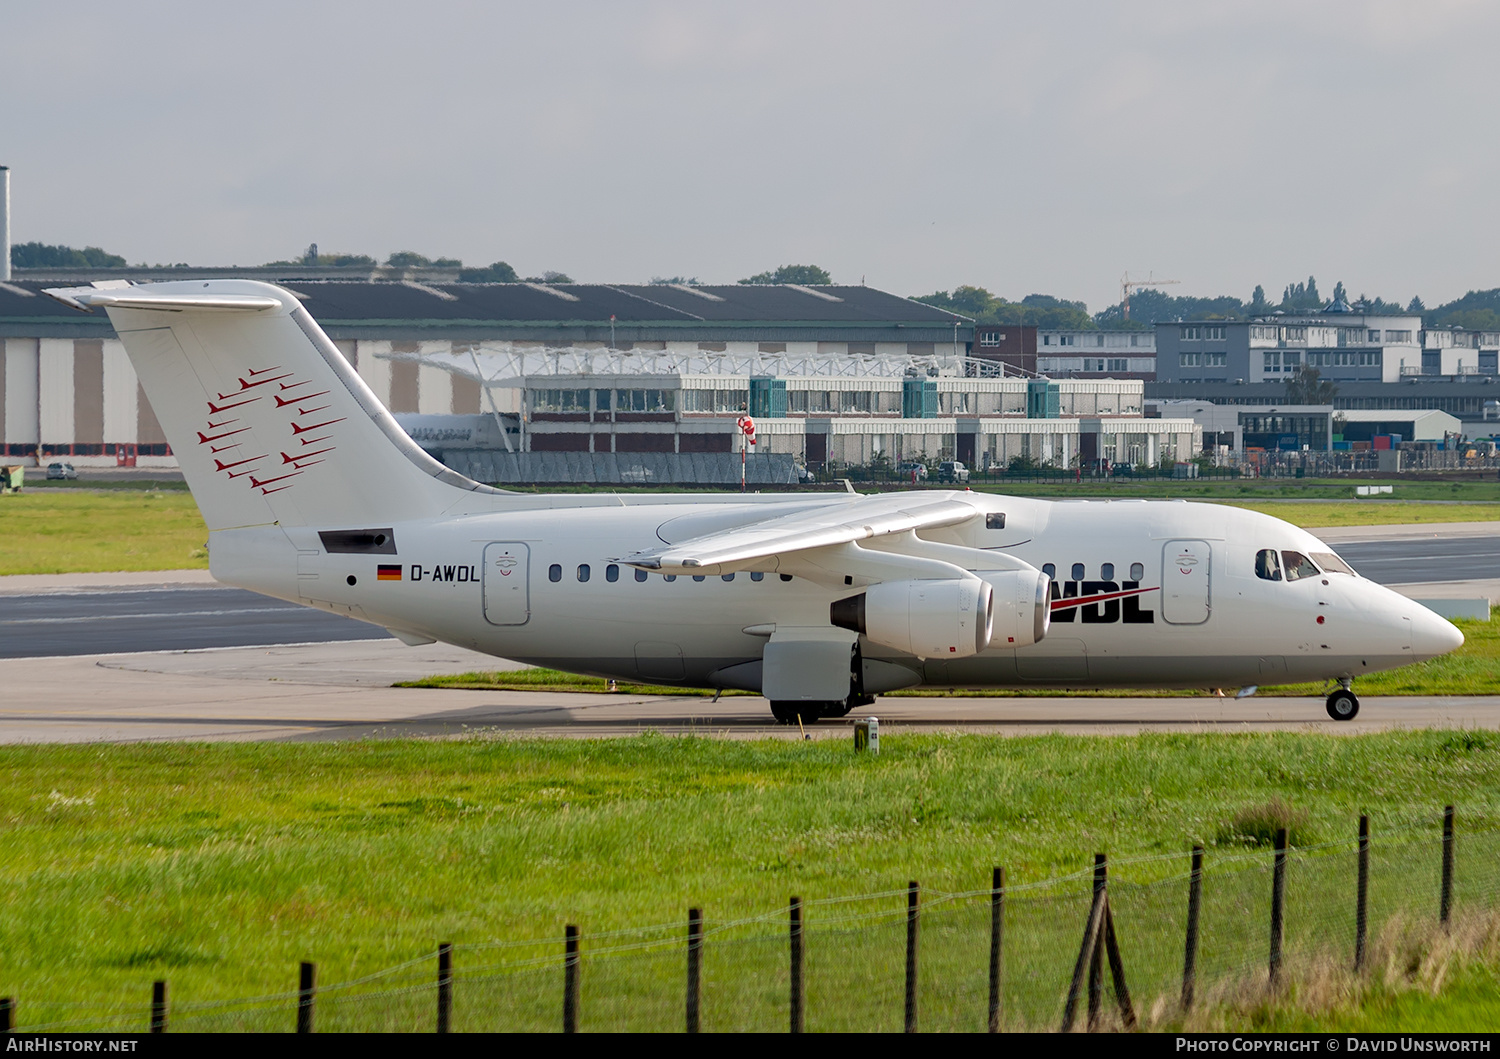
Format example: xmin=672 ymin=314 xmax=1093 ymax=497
xmin=0 ymin=585 xmax=389 ymax=659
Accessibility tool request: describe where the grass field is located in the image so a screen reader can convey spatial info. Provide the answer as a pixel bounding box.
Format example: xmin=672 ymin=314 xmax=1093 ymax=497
xmin=2 ymin=732 xmax=1498 ymax=1031
xmin=0 ymin=490 xmax=209 ymax=575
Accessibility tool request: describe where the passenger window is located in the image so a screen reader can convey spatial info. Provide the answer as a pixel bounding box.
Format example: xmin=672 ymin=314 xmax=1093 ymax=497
xmin=986 ymin=513 xmax=1006 ymax=530
xmin=548 ymin=564 xmax=562 ymax=582
xmin=692 ymin=575 xmax=706 ymax=582
xmin=1255 ymin=549 xmax=1282 ymax=581
xmin=1101 ymin=563 xmax=1115 ymax=580
xmin=606 ymin=564 xmax=619 ymax=582
xmin=750 ymin=572 xmax=764 ymax=582
xmin=1071 ymin=563 xmax=1085 ymax=581
xmin=1042 ymin=563 xmax=1056 ymax=578
xmin=780 ymin=574 xmax=793 ymax=582
xmin=634 ymin=568 xmax=647 ymax=582
xmin=1129 ymin=562 xmax=1143 ymax=581
xmin=577 ymin=564 xmax=591 ymax=582
xmin=665 ymin=574 xmax=677 ymax=582
xmin=721 ymin=573 xmax=735 ymax=582
xmin=1310 ymin=552 xmax=1356 ymax=576
xmin=1282 ymin=551 xmax=1320 ymax=582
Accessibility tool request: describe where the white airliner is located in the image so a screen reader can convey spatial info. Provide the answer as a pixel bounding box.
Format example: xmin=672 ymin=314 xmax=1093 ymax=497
xmin=45 ymin=280 xmax=1463 ymax=723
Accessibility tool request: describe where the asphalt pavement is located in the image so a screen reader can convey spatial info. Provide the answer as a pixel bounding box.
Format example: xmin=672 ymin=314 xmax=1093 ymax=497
xmin=0 ymin=586 xmax=388 ymax=659
xmin=1334 ymin=535 xmax=1500 ymax=584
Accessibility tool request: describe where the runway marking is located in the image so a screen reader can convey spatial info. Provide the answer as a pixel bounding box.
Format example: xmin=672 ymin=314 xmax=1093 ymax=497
xmin=0 ymin=606 xmax=307 ymax=626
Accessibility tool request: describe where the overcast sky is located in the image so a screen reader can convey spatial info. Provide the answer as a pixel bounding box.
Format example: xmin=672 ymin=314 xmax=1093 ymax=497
xmin=4 ymin=1 xmax=1498 ymax=311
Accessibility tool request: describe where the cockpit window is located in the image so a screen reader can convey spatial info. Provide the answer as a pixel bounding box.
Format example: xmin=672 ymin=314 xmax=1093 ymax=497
xmin=1282 ymin=550 xmax=1320 ymax=582
xmin=1255 ymin=549 xmax=1282 ymax=581
xmin=1310 ymin=551 xmax=1356 ymax=576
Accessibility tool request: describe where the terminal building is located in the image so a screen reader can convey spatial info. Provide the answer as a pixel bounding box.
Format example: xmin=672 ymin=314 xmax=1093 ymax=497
xmin=1150 ymin=400 xmax=1463 ymax=454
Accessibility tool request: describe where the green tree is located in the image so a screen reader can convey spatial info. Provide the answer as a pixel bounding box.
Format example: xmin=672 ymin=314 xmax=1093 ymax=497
xmin=739 ymin=264 xmax=833 ymax=285
xmin=649 ymin=275 xmax=700 ymax=285
xmin=10 ymin=242 xmax=126 ymax=269
xmin=1094 ymin=288 xmax=1243 ymax=326
xmin=459 ymin=261 xmax=520 ymax=283
xmin=386 ymin=251 xmax=461 ymax=268
xmin=523 ymin=270 xmax=573 ymax=284
xmin=1284 ymin=365 xmax=1337 ymax=405
xmin=912 ymin=287 xmax=1096 ymax=328
xmin=1331 ymin=281 xmax=1347 ymax=305
xmin=1408 ymin=296 xmax=1426 ymax=314
xmin=263 ymin=245 xmax=377 ymax=267
xmin=1249 ymin=285 xmax=1270 ymax=314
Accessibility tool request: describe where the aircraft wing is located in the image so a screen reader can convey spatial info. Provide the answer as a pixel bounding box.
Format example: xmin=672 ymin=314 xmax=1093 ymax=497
xmin=622 ymin=491 xmax=981 ymax=573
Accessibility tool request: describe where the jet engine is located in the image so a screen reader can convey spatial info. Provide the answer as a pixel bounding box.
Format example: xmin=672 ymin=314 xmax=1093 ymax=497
xmin=979 ymin=569 xmax=1051 ymax=649
xmin=830 ymin=577 xmax=994 ymax=659
xmin=830 ymin=569 xmax=1050 ymax=659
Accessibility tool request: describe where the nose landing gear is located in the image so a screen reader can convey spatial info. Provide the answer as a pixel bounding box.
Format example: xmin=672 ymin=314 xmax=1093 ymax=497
xmin=1326 ymin=682 xmax=1359 ymax=721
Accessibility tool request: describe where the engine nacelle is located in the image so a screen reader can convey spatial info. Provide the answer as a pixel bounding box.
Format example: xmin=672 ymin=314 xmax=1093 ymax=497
xmin=831 ymin=578 xmax=993 ymax=659
xmin=979 ymin=569 xmax=1051 ymax=650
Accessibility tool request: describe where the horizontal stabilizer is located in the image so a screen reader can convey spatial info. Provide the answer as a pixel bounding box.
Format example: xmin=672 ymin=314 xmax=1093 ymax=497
xmin=43 ymin=286 xmax=280 ymax=313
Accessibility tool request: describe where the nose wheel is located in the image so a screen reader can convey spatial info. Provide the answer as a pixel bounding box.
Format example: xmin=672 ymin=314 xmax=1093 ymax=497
xmin=1326 ymin=688 xmax=1359 ymax=721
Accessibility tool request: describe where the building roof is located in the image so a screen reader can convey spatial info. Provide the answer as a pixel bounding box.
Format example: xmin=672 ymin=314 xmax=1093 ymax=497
xmin=0 ymin=279 xmax=971 ymax=343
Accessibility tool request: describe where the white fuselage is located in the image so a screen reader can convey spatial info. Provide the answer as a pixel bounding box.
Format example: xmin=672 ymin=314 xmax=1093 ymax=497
xmin=209 ymin=492 xmax=1458 ymax=692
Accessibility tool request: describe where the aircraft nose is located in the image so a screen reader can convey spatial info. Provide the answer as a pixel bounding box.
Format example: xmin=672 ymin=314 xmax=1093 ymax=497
xmin=1410 ymin=605 xmax=1465 ymax=661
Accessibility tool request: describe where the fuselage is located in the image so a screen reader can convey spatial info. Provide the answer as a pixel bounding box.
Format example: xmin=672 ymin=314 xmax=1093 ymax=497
xmin=209 ymin=491 xmax=1461 ymax=693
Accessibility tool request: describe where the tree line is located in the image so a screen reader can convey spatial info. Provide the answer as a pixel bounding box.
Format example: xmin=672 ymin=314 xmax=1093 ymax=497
xmin=913 ymin=275 xmax=1499 ymax=332
xmin=12 ymin=242 xmax=1500 ymax=331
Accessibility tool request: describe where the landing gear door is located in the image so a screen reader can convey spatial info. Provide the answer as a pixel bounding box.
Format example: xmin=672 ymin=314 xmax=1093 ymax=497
xmin=482 ymin=542 xmax=530 ymax=626
xmin=1161 ymin=539 xmax=1211 ymax=624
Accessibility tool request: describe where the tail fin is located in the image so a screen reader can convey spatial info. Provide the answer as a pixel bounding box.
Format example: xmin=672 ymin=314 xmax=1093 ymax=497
xmin=45 ymin=280 xmax=502 ymax=530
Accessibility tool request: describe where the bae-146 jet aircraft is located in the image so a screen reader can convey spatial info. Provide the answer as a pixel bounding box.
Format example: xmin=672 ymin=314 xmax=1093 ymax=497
xmin=44 ymin=281 xmax=1463 ymax=724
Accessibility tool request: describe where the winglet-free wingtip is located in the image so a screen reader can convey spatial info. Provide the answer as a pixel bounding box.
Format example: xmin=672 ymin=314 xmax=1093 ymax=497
xmin=41 ymin=285 xmax=98 ymax=313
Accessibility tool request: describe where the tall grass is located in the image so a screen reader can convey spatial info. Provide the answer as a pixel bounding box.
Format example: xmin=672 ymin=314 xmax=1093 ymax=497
xmin=0 ymin=732 xmax=1497 ymax=1029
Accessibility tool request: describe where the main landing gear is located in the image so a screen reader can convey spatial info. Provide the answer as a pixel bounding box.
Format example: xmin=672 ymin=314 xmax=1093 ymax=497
xmin=1326 ymin=681 xmax=1359 ymax=721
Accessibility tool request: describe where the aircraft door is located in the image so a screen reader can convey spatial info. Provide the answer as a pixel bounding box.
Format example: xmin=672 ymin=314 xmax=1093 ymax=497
xmin=1161 ymin=539 xmax=1211 ymax=624
xmin=482 ymin=542 xmax=530 ymax=625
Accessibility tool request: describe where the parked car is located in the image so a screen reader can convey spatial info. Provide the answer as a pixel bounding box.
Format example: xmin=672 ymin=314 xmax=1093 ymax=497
xmin=45 ymin=462 xmax=77 ymax=480
xmin=897 ymin=462 xmax=929 ymax=481
xmin=936 ymin=460 xmax=970 ymax=483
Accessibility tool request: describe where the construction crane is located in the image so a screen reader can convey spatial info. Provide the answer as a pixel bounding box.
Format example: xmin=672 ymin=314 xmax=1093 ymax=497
xmin=1121 ymin=272 xmax=1180 ymax=321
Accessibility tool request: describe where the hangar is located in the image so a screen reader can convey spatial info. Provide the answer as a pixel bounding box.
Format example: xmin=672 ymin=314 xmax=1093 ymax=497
xmin=0 ymin=276 xmax=1197 ymax=482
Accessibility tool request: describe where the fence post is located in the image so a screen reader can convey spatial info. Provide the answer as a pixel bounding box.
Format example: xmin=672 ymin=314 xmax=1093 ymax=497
xmin=563 ymin=926 xmax=580 ymax=1034
xmin=1182 ymin=846 xmax=1203 ymax=1010
xmin=1441 ymin=805 xmax=1455 ymax=925
xmin=1061 ymin=860 xmax=1108 ymax=1032
xmin=1269 ymin=829 xmax=1287 ymax=985
xmin=1088 ymin=855 xmax=1105 ymax=1030
xmin=297 ymin=961 xmax=316 ymax=1034
xmin=988 ymin=866 xmax=1004 ymax=1033
xmin=686 ymin=908 xmax=702 ymax=1034
xmin=789 ymin=896 xmax=804 ymax=1034
xmin=150 ymin=980 xmax=167 ymax=1034
xmin=436 ymin=942 xmax=452 ymax=1034
xmin=1355 ymin=816 xmax=1370 ymax=971
xmin=904 ymin=881 xmax=919 ymax=1034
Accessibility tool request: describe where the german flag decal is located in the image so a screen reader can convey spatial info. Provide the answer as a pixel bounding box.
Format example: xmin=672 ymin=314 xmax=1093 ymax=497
xmin=377 ymin=564 xmax=402 ymax=581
